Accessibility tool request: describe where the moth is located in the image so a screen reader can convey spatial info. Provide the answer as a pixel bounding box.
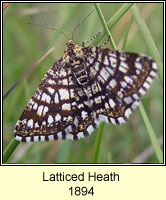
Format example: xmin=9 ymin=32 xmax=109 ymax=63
xmin=14 ymin=12 xmax=157 ymax=142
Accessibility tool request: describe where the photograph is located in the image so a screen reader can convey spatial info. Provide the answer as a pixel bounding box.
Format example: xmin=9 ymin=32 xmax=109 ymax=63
xmin=3 ymin=2 xmax=163 ymax=164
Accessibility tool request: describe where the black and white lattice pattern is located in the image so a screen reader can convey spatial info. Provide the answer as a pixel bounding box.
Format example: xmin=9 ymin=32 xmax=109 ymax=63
xmin=14 ymin=40 xmax=157 ymax=142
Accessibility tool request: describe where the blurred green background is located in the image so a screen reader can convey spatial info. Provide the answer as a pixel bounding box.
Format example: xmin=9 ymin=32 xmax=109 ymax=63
xmin=3 ymin=3 xmax=163 ymax=164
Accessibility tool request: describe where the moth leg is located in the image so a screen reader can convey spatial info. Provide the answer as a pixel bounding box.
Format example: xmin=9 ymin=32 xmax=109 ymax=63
xmin=82 ymin=31 xmax=101 ymax=47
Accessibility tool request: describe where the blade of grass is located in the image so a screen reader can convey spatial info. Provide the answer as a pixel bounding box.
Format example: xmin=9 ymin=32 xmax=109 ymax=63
xmin=89 ymin=3 xmax=134 ymax=46
xmin=91 ymin=122 xmax=105 ymax=163
xmin=91 ymin=3 xmax=119 ymax=163
xmin=139 ymin=103 xmax=163 ymax=163
xmin=94 ymin=3 xmax=116 ymax=49
xmin=122 ymin=16 xmax=133 ymax=50
xmin=131 ymin=4 xmax=163 ymax=84
xmin=3 ymin=46 xmax=55 ymax=100
xmin=91 ymin=3 xmax=116 ymax=163
xmin=3 ymin=139 xmax=20 ymax=164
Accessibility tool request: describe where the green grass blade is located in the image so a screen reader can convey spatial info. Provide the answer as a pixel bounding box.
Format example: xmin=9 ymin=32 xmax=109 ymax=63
xmin=122 ymin=17 xmax=133 ymax=50
xmin=91 ymin=122 xmax=105 ymax=163
xmin=91 ymin=3 xmax=118 ymax=163
xmin=89 ymin=3 xmax=134 ymax=46
xmin=139 ymin=103 xmax=163 ymax=163
xmin=94 ymin=3 xmax=116 ymax=49
xmin=3 ymin=138 xmax=20 ymax=163
xmin=131 ymin=4 xmax=163 ymax=84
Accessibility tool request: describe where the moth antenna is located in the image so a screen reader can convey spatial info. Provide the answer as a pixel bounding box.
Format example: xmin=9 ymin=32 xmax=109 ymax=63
xmin=28 ymin=22 xmax=70 ymax=41
xmin=71 ymin=9 xmax=95 ymax=41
